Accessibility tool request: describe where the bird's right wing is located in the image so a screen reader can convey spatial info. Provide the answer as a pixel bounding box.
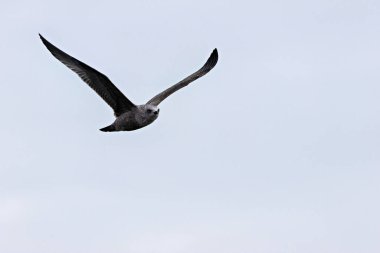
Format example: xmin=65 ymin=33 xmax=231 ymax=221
xmin=147 ymin=49 xmax=218 ymax=106
xmin=39 ymin=34 xmax=136 ymax=117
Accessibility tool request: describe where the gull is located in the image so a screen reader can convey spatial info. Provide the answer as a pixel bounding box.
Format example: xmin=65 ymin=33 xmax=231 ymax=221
xmin=39 ymin=34 xmax=218 ymax=132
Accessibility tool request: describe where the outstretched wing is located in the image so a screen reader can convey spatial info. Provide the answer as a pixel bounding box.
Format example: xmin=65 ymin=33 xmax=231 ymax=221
xmin=147 ymin=49 xmax=218 ymax=106
xmin=39 ymin=34 xmax=136 ymax=117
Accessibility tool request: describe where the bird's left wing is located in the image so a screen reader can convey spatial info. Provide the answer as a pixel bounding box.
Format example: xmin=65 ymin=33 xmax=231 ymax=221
xmin=147 ymin=49 xmax=218 ymax=106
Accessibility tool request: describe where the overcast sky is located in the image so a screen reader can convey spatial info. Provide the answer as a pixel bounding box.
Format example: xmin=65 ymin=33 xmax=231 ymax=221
xmin=0 ymin=0 xmax=379 ymax=252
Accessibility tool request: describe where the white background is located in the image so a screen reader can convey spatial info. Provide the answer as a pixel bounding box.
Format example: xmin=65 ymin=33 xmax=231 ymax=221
xmin=1 ymin=0 xmax=379 ymax=252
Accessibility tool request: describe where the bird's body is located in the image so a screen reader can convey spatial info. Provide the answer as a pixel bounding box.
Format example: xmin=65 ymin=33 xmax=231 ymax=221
xmin=101 ymin=105 xmax=160 ymax=132
xmin=39 ymin=34 xmax=218 ymax=132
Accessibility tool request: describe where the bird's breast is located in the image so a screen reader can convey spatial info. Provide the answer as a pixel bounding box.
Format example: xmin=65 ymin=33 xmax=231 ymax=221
xmin=113 ymin=111 xmax=157 ymax=131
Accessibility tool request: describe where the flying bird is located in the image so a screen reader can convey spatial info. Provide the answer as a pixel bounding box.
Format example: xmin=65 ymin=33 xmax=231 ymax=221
xmin=39 ymin=34 xmax=218 ymax=132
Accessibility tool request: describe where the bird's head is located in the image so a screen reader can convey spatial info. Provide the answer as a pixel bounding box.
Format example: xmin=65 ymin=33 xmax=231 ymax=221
xmin=145 ymin=104 xmax=160 ymax=117
xmin=136 ymin=104 xmax=160 ymax=125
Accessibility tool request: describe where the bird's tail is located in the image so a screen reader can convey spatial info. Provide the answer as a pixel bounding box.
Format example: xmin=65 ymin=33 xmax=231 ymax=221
xmin=99 ymin=124 xmax=116 ymax=132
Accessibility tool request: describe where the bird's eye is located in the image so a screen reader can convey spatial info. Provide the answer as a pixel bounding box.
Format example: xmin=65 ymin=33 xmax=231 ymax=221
xmin=147 ymin=109 xmax=152 ymax=113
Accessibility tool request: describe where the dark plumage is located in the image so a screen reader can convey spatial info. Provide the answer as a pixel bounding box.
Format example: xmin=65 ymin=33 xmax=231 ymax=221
xmin=39 ymin=34 xmax=218 ymax=132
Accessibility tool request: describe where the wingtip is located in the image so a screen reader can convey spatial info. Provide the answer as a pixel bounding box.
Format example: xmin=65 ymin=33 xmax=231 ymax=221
xmin=211 ymin=48 xmax=218 ymax=60
xmin=204 ymin=48 xmax=218 ymax=69
xmin=212 ymin=48 xmax=218 ymax=57
xmin=39 ymin=34 xmax=54 ymax=50
xmin=39 ymin=33 xmax=47 ymax=44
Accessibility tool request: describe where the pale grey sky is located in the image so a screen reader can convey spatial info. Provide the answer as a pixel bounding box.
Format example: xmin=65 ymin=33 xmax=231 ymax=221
xmin=0 ymin=0 xmax=379 ymax=252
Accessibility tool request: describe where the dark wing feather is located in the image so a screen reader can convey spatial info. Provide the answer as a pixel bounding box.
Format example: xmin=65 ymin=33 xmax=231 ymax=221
xmin=39 ymin=34 xmax=135 ymax=117
xmin=147 ymin=49 xmax=218 ymax=106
